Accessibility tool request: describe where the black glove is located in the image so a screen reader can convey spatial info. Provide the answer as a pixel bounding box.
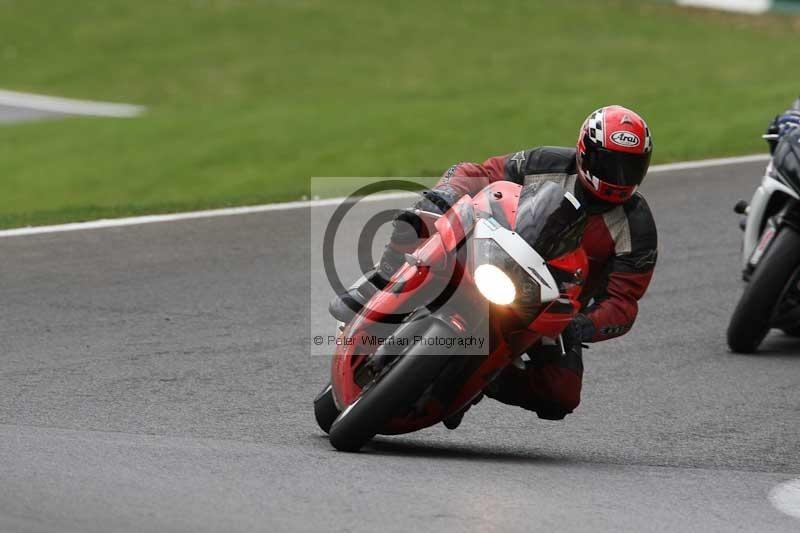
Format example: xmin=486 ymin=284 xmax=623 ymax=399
xmin=566 ymin=313 xmax=595 ymax=346
xmin=766 ymin=109 xmax=800 ymax=154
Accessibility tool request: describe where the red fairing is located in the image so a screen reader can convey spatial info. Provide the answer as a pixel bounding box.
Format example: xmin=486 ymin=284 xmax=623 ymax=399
xmin=530 ymin=248 xmax=588 ymax=338
xmin=548 ymin=250 xmax=588 ymax=302
xmin=472 ymin=180 xmax=520 ymax=228
xmin=435 ymin=195 xmax=475 ymax=252
xmin=329 ymin=183 xmax=586 ymax=435
xmin=330 ymin=262 xmax=430 ymax=409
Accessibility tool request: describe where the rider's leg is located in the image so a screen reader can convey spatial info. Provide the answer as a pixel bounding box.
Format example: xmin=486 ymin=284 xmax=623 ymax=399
xmin=486 ymin=334 xmax=583 ymax=420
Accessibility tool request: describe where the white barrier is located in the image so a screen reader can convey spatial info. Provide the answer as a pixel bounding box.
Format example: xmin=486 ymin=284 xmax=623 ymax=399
xmin=677 ymin=0 xmax=769 ymax=12
xmin=676 ymin=0 xmax=800 ymax=13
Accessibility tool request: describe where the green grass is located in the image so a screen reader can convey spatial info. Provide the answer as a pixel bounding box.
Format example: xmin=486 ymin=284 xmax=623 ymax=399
xmin=1 ymin=0 xmax=799 ymax=228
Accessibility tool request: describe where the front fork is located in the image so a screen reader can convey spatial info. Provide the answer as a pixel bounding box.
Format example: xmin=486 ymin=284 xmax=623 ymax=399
xmin=739 ymin=197 xmax=800 ymax=286
xmin=736 ymin=171 xmax=800 ymax=275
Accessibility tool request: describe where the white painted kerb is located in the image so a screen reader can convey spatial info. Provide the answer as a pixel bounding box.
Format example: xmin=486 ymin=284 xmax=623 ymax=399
xmin=676 ymin=0 xmax=771 ymax=13
xmin=770 ymin=478 xmax=800 ymax=520
xmin=0 ymin=89 xmax=145 ymax=118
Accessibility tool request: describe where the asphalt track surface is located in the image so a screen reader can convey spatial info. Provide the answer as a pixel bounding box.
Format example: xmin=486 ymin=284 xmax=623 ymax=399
xmin=2 ymin=159 xmax=799 ymax=532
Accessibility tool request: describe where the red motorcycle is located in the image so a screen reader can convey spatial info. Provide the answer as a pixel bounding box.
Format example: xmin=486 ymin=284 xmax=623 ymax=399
xmin=314 ymin=180 xmax=588 ymax=452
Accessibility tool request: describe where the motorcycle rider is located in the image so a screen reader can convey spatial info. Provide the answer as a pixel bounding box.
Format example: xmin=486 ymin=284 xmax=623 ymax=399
xmin=766 ymin=101 xmax=800 ymax=154
xmin=330 ymin=105 xmax=658 ymax=426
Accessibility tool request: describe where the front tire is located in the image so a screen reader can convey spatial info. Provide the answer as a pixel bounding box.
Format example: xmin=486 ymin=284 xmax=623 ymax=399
xmin=328 ymin=316 xmax=458 ymax=452
xmin=727 ymin=227 xmax=800 ymax=353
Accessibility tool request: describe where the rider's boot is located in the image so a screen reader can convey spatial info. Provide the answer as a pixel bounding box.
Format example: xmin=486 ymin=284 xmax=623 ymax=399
xmin=328 ymin=247 xmax=405 ymax=323
xmin=442 ymin=394 xmax=483 ymax=430
xmin=328 ymin=269 xmax=389 ymax=323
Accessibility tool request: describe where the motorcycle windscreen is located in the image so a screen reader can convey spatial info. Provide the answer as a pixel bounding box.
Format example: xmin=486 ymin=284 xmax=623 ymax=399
xmin=514 ymin=181 xmax=588 ymax=260
xmin=774 ymin=128 xmax=800 ymax=194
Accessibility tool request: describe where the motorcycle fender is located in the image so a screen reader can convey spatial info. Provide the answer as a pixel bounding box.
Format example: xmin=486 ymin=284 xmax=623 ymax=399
xmin=743 ymin=174 xmax=798 ymax=269
xmin=748 ymin=219 xmax=777 ymax=268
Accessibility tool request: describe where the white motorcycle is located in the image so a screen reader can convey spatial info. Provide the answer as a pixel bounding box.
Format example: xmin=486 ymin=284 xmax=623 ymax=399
xmin=728 ymin=103 xmax=800 ymax=353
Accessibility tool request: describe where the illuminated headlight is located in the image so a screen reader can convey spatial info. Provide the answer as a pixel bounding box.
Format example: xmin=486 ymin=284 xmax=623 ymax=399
xmin=474 ymin=264 xmax=516 ymax=305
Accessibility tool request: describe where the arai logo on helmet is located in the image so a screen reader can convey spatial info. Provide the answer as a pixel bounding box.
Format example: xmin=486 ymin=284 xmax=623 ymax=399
xmin=610 ymin=131 xmax=640 ymax=148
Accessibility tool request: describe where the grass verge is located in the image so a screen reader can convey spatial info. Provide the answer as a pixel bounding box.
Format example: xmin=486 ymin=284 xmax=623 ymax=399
xmin=1 ymin=0 xmax=798 ymax=228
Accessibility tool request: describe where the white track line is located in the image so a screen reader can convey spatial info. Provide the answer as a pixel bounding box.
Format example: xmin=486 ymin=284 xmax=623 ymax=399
xmin=0 ymin=89 xmax=144 ymax=118
xmin=0 ymin=192 xmax=417 ymax=238
xmin=0 ymin=153 xmax=771 ymax=239
xmin=649 ymin=153 xmax=769 ymax=173
xmin=770 ymin=478 xmax=800 ymax=520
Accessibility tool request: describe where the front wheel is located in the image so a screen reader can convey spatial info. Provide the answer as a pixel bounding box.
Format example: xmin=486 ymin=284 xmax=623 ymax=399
xmin=727 ymin=227 xmax=800 ymax=353
xmin=328 ymin=316 xmax=459 ymax=452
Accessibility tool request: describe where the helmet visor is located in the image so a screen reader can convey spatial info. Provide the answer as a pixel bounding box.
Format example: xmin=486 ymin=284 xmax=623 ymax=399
xmin=582 ymin=147 xmax=651 ymax=187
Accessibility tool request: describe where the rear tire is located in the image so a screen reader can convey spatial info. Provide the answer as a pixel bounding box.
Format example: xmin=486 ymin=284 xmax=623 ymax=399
xmin=727 ymin=228 xmax=800 ymax=353
xmin=328 ymin=317 xmax=458 ymax=452
xmin=314 ymin=383 xmax=339 ymax=434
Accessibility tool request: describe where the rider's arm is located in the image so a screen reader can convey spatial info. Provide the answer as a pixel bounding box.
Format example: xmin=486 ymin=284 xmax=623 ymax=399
xmin=379 ymin=155 xmax=509 ymax=273
xmin=381 ymin=150 xmax=529 ymax=274
xmin=581 ymin=196 xmax=658 ymax=342
xmin=432 ymin=155 xmax=509 ymax=197
xmin=432 ymin=147 xmax=576 ymax=196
